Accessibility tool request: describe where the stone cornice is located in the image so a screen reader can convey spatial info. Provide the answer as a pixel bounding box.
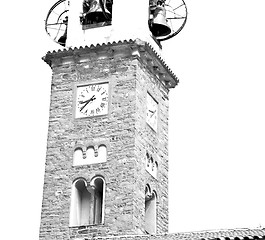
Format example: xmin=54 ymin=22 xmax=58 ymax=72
xmin=42 ymin=39 xmax=179 ymax=89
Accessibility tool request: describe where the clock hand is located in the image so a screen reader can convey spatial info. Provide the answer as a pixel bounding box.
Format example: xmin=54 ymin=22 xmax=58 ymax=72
xmin=80 ymin=95 xmax=96 ymax=112
xmin=79 ymin=95 xmax=95 ymax=104
xmin=149 ymin=109 xmax=156 ymax=117
xmin=89 ymin=95 xmax=96 ymax=102
xmin=79 ymin=100 xmax=88 ymax=104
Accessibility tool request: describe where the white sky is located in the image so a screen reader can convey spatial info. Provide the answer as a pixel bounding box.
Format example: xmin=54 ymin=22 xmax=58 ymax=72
xmin=0 ymin=0 xmax=265 ymax=239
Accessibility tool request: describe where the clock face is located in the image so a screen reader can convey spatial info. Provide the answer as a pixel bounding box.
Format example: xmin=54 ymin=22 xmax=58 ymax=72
xmin=75 ymin=83 xmax=109 ymax=118
xmin=146 ymin=93 xmax=158 ymax=132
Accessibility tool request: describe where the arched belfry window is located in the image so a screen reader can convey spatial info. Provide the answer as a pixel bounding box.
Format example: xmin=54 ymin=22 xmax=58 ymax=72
xmin=81 ymin=0 xmax=113 ymax=28
xmin=69 ymin=178 xmax=90 ymax=226
xmin=69 ymin=176 xmax=105 ymax=227
xmin=144 ymin=184 xmax=157 ymax=234
xmin=90 ymin=176 xmax=105 ymax=224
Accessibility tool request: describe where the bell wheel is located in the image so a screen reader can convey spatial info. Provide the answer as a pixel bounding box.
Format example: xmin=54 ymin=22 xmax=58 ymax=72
xmin=156 ymin=0 xmax=188 ymax=41
xmin=45 ymin=0 xmax=69 ymax=46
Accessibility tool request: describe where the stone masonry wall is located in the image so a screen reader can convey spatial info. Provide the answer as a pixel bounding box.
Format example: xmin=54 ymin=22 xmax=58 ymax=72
xmin=40 ymin=45 xmax=170 ymax=240
xmin=133 ymin=60 xmax=169 ymax=234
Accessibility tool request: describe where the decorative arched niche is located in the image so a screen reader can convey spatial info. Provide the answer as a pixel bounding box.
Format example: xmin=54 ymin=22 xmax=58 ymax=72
xmin=73 ymin=144 xmax=107 ymax=166
xmin=86 ymin=145 xmax=107 ymax=164
xmin=73 ymin=147 xmax=85 ymax=166
xmin=144 ymin=184 xmax=157 ymax=234
xmin=145 ymin=151 xmax=158 ymax=179
xmin=69 ymin=176 xmax=106 ymax=227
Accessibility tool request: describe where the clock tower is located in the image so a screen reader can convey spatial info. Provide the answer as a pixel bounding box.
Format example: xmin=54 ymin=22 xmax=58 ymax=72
xmin=40 ymin=0 xmax=187 ymax=240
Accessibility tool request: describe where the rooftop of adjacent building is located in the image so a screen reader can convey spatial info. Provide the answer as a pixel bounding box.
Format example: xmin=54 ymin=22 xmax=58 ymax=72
xmin=77 ymin=228 xmax=265 ymax=240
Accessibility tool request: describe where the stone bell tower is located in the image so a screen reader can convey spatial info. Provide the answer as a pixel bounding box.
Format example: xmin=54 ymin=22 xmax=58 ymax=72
xmin=40 ymin=0 xmax=187 ymax=239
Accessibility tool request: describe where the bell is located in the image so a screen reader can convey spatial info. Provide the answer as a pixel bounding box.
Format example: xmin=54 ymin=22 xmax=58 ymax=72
xmin=58 ymin=17 xmax=68 ymax=46
xmin=83 ymin=0 xmax=111 ymax=24
xmin=58 ymin=30 xmax=67 ymax=47
xmin=150 ymin=4 xmax=171 ymax=37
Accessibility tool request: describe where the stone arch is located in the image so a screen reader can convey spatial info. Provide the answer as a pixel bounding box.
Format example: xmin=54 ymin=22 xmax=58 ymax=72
xmin=73 ymin=147 xmax=85 ymax=166
xmin=86 ymin=145 xmax=95 ymax=160
xmin=69 ymin=176 xmax=106 ymax=226
xmin=145 ymin=151 xmax=158 ymax=179
xmin=146 ymin=152 xmax=152 ymax=172
xmin=73 ymin=143 xmax=108 ymax=166
xmin=69 ymin=178 xmax=91 ymax=226
xmin=153 ymin=161 xmax=158 ymax=178
xmin=86 ymin=144 xmax=107 ymax=164
xmin=96 ymin=144 xmax=107 ymax=163
xmin=144 ymin=184 xmax=157 ymax=234
xmin=90 ymin=175 xmax=106 ymax=224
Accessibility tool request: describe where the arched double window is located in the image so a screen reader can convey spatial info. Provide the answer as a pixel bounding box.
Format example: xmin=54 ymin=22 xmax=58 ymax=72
xmin=144 ymin=184 xmax=157 ymax=234
xmin=69 ymin=176 xmax=105 ymax=226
